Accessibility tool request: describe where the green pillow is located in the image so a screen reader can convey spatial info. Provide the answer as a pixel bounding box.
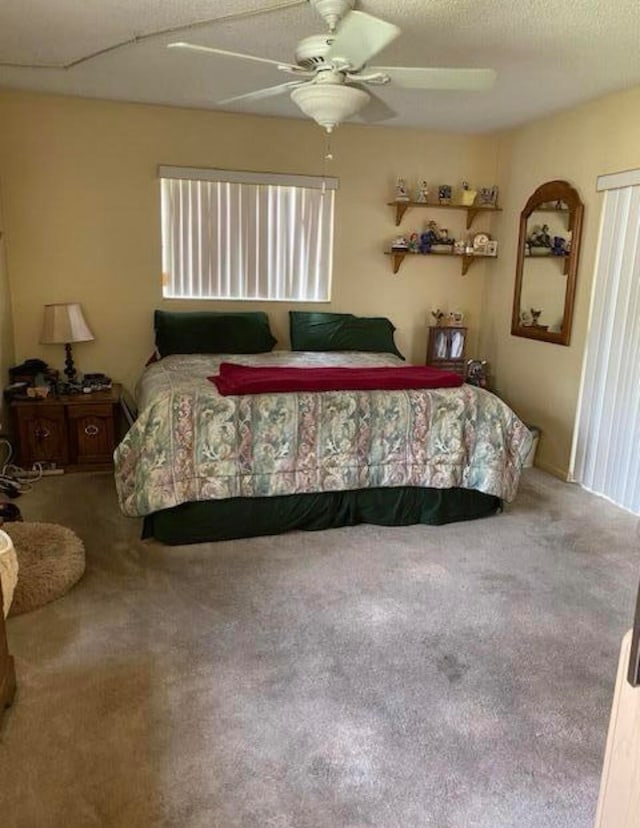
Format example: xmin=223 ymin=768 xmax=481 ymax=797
xmin=154 ymin=310 xmax=277 ymax=357
xmin=289 ymin=312 xmax=404 ymax=359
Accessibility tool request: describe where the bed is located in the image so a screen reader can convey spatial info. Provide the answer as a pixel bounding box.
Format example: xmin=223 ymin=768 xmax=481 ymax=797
xmin=114 ymin=311 xmax=532 ymax=544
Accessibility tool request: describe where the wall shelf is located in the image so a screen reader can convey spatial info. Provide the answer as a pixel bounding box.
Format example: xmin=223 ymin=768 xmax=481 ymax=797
xmin=385 ymin=250 xmax=497 ymax=276
xmin=387 ymin=200 xmax=502 ymax=229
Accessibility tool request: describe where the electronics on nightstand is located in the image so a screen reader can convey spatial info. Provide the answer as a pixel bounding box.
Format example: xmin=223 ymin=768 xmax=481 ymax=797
xmin=56 ymin=373 xmax=112 ymax=395
xmin=82 ymin=373 xmax=112 ymax=392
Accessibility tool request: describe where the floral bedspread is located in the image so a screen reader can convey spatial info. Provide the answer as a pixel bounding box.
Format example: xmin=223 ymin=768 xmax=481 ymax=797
xmin=114 ymin=352 xmax=532 ymax=517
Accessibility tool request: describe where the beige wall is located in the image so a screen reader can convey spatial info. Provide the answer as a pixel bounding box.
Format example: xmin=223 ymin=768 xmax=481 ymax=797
xmin=0 ymin=190 xmax=15 ymax=432
xmin=482 ymin=86 xmax=640 ymax=477
xmin=0 ymin=89 xmax=498 ymax=394
xmin=3 ymin=85 xmax=639 ymax=477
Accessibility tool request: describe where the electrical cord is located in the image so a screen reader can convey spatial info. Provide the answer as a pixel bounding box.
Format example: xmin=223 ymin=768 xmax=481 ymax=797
xmin=0 ymin=1 xmax=306 ymax=70
xmin=0 ymin=437 xmax=44 ymax=496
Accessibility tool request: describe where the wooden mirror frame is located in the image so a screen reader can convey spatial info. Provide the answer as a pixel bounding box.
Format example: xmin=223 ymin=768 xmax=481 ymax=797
xmin=511 ymin=180 xmax=584 ymax=346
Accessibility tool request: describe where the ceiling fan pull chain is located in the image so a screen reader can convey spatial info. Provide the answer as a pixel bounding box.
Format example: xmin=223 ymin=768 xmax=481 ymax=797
xmin=321 ymin=131 xmax=334 ymax=193
xmin=325 ymin=131 xmax=334 ymax=161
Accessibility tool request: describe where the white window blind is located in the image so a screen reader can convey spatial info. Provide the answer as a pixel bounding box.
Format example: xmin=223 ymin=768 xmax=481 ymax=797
xmin=571 ymin=176 xmax=640 ymax=514
xmin=159 ymin=166 xmax=337 ymax=302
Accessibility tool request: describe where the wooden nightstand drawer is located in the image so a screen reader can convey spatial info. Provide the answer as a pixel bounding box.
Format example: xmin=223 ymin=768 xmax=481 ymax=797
xmin=66 ymin=403 xmax=113 ymax=419
xmin=10 ymin=384 xmax=122 ymax=471
xmin=69 ymin=411 xmax=115 ymax=465
xmin=14 ymin=406 xmax=69 ymax=466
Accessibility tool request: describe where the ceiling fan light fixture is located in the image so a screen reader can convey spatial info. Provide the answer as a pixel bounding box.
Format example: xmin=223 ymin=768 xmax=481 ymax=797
xmin=291 ymin=83 xmax=369 ymax=132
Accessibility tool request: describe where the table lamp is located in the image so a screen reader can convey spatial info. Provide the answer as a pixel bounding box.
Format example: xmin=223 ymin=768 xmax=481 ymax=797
xmin=40 ymin=303 xmax=95 ymax=381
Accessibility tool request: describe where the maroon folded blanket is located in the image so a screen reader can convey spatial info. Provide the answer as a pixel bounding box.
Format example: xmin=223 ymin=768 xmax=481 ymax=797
xmin=210 ymin=362 xmax=463 ymax=396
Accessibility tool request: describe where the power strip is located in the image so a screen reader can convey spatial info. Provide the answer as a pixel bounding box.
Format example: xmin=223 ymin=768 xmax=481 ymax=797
xmin=41 ymin=468 xmax=65 ymax=476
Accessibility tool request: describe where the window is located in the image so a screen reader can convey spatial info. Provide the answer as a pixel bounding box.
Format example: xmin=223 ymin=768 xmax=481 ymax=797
xmin=159 ymin=166 xmax=337 ymax=302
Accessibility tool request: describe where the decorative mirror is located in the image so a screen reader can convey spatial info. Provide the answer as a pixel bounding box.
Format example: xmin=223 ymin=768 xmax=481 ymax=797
xmin=511 ymin=180 xmax=584 ymax=345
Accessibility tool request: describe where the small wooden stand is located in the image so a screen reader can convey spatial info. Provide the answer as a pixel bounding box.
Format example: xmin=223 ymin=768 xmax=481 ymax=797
xmin=426 ymin=326 xmax=468 ymax=376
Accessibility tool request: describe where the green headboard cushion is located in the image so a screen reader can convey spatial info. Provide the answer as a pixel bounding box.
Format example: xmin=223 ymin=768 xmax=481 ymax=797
xmin=154 ymin=310 xmax=277 ymax=357
xmin=289 ymin=311 xmax=404 ymax=359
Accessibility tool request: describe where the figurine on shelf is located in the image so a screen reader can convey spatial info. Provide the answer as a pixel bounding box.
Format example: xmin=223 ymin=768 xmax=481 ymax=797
xmin=421 ymin=221 xmax=438 ymax=251
xmin=454 ymin=239 xmax=466 ymax=255
xmin=431 ymin=309 xmax=445 ymax=326
xmin=425 ymin=220 xmax=455 ymax=252
xmin=415 ymin=180 xmax=429 ymax=203
xmin=472 ymin=232 xmax=490 ymax=255
xmin=391 ymin=235 xmax=409 ymax=250
xmin=438 ymin=184 xmax=452 ymax=205
xmin=419 ymin=232 xmax=432 ymax=254
xmin=486 ymin=240 xmax=498 ymax=257
xmin=530 ymin=308 xmax=543 ymax=326
xmin=447 ymin=310 xmax=465 ymax=327
xmin=521 ymin=308 xmax=545 ymax=328
xmin=460 ymin=180 xmax=477 ymax=206
xmin=394 ymin=177 xmax=410 ymax=202
xmin=408 ymin=232 xmax=420 ymax=253
xmin=528 ymin=223 xmax=552 ymax=254
xmin=551 ymin=236 xmax=567 ymax=256
xmin=478 ymin=186 xmax=499 ymax=207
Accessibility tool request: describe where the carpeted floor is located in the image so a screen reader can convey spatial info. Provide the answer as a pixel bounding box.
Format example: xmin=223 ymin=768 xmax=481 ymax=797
xmin=0 ymin=469 xmax=638 ymax=828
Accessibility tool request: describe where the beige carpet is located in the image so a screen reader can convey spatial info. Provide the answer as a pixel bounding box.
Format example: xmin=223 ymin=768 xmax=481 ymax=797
xmin=4 ymin=522 xmax=85 ymax=617
xmin=0 ymin=469 xmax=638 ymax=828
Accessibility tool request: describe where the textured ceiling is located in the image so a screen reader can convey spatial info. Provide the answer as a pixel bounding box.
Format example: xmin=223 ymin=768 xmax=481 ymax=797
xmin=1 ymin=0 xmax=640 ymax=132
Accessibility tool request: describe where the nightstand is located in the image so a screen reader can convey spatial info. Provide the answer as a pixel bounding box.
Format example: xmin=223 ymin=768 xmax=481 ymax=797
xmin=10 ymin=384 xmax=123 ymax=472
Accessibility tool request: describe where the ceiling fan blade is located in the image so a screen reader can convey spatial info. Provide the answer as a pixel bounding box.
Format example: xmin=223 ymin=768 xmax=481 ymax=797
xmin=370 ymin=66 xmax=497 ymax=91
xmin=219 ymin=81 xmax=305 ymax=106
xmin=353 ymin=88 xmax=396 ymax=123
xmin=168 ymin=41 xmax=298 ymax=73
xmin=326 ymin=11 xmax=400 ymax=72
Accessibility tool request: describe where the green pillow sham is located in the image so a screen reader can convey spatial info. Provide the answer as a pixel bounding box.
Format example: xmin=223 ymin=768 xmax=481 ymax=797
xmin=154 ymin=310 xmax=277 ymax=357
xmin=289 ymin=311 xmax=404 ymax=359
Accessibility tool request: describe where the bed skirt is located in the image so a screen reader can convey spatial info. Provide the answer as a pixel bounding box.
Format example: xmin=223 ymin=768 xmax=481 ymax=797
xmin=142 ymin=486 xmax=502 ymax=545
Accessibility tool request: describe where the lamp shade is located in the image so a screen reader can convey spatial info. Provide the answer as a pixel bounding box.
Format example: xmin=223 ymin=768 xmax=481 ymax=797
xmin=40 ymin=303 xmax=94 ymax=344
xmin=290 ymin=84 xmax=369 ymax=132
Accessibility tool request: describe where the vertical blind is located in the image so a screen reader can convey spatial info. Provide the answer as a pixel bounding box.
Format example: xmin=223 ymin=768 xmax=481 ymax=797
xmin=159 ymin=167 xmax=337 ymax=302
xmin=572 ymin=179 xmax=640 ymax=514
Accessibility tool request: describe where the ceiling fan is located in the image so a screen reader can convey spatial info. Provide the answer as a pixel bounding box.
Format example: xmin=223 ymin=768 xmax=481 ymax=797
xmin=168 ymin=0 xmax=496 ymax=133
